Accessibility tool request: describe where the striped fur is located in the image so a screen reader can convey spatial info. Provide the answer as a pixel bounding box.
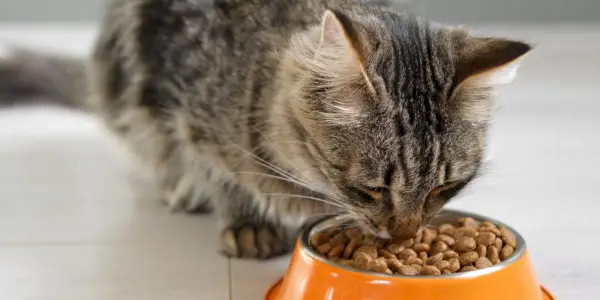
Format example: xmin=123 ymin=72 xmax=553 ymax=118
xmin=0 ymin=0 xmax=530 ymax=258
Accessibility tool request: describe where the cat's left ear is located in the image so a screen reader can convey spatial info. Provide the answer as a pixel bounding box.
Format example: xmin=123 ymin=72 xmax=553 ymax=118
xmin=449 ymin=35 xmax=532 ymax=122
xmin=453 ymin=36 xmax=532 ymax=89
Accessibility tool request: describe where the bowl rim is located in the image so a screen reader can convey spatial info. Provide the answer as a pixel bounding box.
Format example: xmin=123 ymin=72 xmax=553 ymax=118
xmin=299 ymin=209 xmax=527 ymax=279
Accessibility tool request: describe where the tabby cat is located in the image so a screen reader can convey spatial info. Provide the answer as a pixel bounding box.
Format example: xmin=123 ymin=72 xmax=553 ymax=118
xmin=0 ymin=0 xmax=531 ymax=259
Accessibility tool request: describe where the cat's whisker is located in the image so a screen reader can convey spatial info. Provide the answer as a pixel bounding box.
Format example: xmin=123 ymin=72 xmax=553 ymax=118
xmin=231 ymin=143 xmax=318 ymax=188
xmin=264 ymin=193 xmax=345 ymax=208
xmin=233 ymin=144 xmax=343 ymax=201
xmin=234 ymin=171 xmax=344 ymax=203
xmin=251 ymin=135 xmax=339 ymax=199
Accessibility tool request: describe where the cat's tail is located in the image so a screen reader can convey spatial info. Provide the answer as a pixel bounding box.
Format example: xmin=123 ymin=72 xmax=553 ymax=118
xmin=0 ymin=46 xmax=88 ymax=110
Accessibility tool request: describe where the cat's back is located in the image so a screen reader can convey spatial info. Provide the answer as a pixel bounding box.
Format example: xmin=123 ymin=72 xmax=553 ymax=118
xmin=93 ymin=0 xmax=357 ymax=111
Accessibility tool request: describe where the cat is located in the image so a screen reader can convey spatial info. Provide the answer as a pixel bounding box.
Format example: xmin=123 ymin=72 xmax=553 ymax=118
xmin=0 ymin=0 xmax=531 ymax=259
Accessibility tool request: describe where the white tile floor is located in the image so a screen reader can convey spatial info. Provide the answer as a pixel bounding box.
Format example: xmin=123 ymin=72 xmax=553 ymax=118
xmin=0 ymin=24 xmax=599 ymax=300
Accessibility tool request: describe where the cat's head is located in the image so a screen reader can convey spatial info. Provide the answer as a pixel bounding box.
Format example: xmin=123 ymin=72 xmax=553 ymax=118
xmin=284 ymin=8 xmax=531 ymax=238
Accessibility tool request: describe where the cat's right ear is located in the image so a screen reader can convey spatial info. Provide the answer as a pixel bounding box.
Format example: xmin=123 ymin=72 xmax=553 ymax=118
xmin=319 ymin=10 xmax=376 ymax=94
xmin=290 ymin=10 xmax=375 ymax=94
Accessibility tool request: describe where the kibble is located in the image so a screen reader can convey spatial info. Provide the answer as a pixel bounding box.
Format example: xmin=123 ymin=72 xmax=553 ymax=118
xmin=399 ymin=265 xmax=420 ymax=275
xmin=405 ymin=256 xmax=423 ymax=265
xmin=421 ymin=265 xmax=442 ymax=275
xmin=475 ymin=257 xmax=494 ymax=269
xmin=413 ymin=243 xmax=431 ymax=252
xmin=370 ymin=257 xmax=389 ymax=273
xmin=475 ymin=232 xmax=496 ymax=247
xmin=455 ymin=236 xmax=477 ymax=252
xmin=328 ymin=244 xmax=345 ymax=259
xmin=311 ymin=217 xmax=518 ymax=276
xmin=398 ymin=249 xmax=418 ymax=260
xmin=501 ymin=245 xmax=515 ymax=260
xmin=458 ymin=251 xmax=479 ymax=265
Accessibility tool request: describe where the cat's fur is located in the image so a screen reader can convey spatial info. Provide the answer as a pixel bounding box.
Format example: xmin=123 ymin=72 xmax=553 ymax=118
xmin=0 ymin=0 xmax=531 ymax=259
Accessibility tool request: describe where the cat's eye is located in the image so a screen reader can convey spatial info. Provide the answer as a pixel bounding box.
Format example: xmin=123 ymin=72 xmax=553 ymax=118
xmin=428 ymin=181 xmax=463 ymax=200
xmin=363 ymin=186 xmax=386 ymax=201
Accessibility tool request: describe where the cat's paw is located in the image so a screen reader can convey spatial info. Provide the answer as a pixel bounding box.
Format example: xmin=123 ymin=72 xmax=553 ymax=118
xmin=220 ymin=223 xmax=291 ymax=259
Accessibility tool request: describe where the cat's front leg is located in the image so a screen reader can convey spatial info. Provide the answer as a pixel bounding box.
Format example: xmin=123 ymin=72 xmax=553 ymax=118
xmin=217 ymin=182 xmax=297 ymax=259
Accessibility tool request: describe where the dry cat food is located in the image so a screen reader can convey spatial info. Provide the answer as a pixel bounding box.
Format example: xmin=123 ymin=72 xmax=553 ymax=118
xmin=310 ymin=217 xmax=517 ymax=276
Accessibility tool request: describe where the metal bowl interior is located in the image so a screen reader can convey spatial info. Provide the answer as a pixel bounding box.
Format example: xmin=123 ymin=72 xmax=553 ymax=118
xmin=300 ymin=209 xmax=526 ymax=279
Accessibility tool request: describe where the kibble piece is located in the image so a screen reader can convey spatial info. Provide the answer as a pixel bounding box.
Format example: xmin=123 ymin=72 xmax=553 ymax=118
xmin=500 ymin=227 xmax=517 ymax=247
xmin=353 ymin=252 xmax=373 ymax=270
xmin=495 ymin=237 xmax=504 ymax=250
xmin=501 ymin=245 xmax=515 ymax=260
xmin=413 ymin=243 xmax=431 ymax=252
xmin=443 ymin=250 xmax=459 ymax=259
xmin=378 ymin=249 xmax=397 ymax=260
xmin=336 ymin=259 xmax=354 ymax=267
xmin=475 ymin=232 xmax=496 ymax=247
xmin=355 ymin=245 xmax=378 ymax=259
xmin=459 ymin=251 xmax=479 ymax=265
xmin=460 ymin=266 xmax=478 ymax=272
xmin=442 ymin=269 xmax=452 ymax=274
xmin=399 ymin=265 xmax=420 ymax=276
xmin=431 ymin=241 xmax=449 ymax=254
xmin=387 ymin=259 xmax=404 ymax=272
xmin=422 ymin=227 xmax=438 ymax=244
xmin=418 ymin=251 xmax=428 ymax=261
xmin=370 ymin=257 xmax=389 ymax=273
xmin=434 ymin=260 xmax=450 ymax=271
xmin=479 ymin=226 xmax=502 ymax=236
xmin=345 ymin=227 xmax=363 ymax=240
xmin=476 ymin=245 xmax=487 ymax=258
xmin=398 ymin=248 xmax=418 ymax=260
xmin=329 ymin=232 xmax=349 ymax=247
xmin=475 ymin=257 xmax=494 ymax=269
xmin=385 ymin=268 xmax=393 ymax=274
xmin=311 ymin=232 xmax=329 ymax=248
xmin=426 ymin=253 xmax=444 ymax=265
xmin=455 ymin=236 xmax=477 ymax=252
xmin=436 ymin=234 xmax=456 ymax=246
xmin=317 ymin=243 xmax=332 ymax=255
xmin=481 ymin=221 xmax=497 ymax=229
xmin=411 ymin=264 xmax=423 ymax=273
xmin=458 ymin=217 xmax=480 ymax=228
xmin=328 ymin=244 xmax=345 ymax=259
xmin=399 ymin=238 xmax=415 ymax=248
xmin=438 ymin=224 xmax=456 ymax=236
xmin=421 ymin=265 xmax=442 ymax=275
xmin=487 ymin=245 xmax=500 ymax=264
xmin=405 ymin=256 xmax=423 ymax=265
xmin=448 ymin=258 xmax=461 ymax=272
xmin=387 ymin=243 xmax=404 ymax=255
xmin=458 ymin=227 xmax=479 ymax=238
xmin=343 ymin=238 xmax=359 ymax=258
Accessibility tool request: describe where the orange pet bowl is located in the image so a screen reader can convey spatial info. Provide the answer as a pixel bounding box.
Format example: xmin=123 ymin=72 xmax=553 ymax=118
xmin=266 ymin=209 xmax=554 ymax=300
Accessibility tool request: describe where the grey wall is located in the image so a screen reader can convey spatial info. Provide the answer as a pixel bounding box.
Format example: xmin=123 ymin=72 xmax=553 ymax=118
xmin=0 ymin=0 xmax=599 ymax=23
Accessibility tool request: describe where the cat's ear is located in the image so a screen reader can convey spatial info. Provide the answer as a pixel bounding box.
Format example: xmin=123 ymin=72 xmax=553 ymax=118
xmin=449 ymin=36 xmax=531 ymax=123
xmin=454 ymin=37 xmax=532 ymax=89
xmin=291 ymin=10 xmax=375 ymax=94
